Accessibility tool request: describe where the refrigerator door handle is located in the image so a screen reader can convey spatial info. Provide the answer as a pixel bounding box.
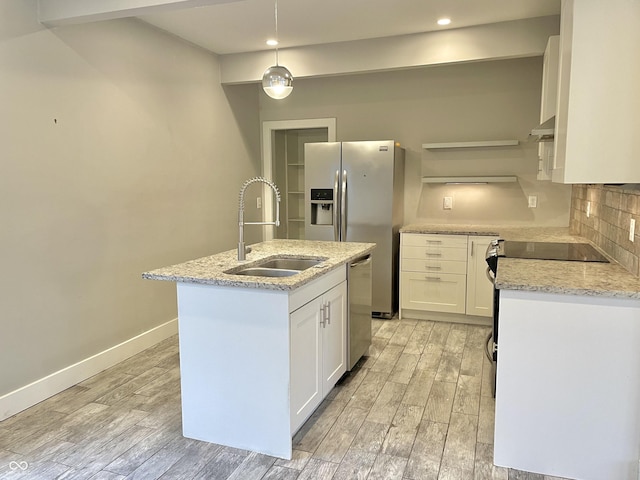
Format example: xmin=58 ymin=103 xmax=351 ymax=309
xmin=341 ymin=169 xmax=347 ymax=240
xmin=333 ymin=169 xmax=340 ymax=241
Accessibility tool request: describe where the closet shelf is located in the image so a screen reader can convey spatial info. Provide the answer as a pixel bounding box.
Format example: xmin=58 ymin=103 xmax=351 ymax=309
xmin=422 ymin=140 xmax=519 ymax=150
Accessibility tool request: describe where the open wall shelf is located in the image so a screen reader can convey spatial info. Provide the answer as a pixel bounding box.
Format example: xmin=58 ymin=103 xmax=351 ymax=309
xmin=422 ymin=140 xmax=519 ymax=150
xmin=421 ymin=176 xmax=518 ymax=184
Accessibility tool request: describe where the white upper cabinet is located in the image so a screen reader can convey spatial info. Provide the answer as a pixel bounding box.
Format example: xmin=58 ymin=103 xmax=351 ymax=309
xmin=540 ymin=36 xmax=560 ymax=125
xmin=537 ymin=35 xmax=559 ymax=181
xmin=552 ymin=0 xmax=640 ymax=184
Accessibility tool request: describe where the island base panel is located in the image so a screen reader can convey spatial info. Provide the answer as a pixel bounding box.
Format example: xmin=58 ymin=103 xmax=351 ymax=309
xmin=495 ymin=290 xmax=640 ymax=480
xmin=177 ymin=282 xmax=293 ymax=459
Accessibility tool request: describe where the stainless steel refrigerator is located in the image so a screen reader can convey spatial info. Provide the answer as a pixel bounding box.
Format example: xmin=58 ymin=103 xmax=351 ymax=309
xmin=304 ymin=140 xmax=404 ymax=318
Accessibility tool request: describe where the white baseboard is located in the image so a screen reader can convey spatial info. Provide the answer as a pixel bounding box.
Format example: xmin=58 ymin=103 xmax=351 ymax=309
xmin=0 ymin=318 xmax=178 ymax=421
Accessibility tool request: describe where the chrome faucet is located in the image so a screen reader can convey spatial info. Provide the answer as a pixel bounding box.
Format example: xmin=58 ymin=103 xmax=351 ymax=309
xmin=238 ymin=177 xmax=281 ymax=261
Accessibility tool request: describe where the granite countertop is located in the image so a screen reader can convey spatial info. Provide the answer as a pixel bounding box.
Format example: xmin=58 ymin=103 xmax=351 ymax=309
xmin=401 ymin=224 xmax=640 ymax=299
xmin=142 ymin=239 xmax=375 ymax=291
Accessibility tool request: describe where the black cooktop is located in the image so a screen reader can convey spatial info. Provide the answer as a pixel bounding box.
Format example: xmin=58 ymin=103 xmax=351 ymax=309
xmin=501 ymin=241 xmax=609 ymax=263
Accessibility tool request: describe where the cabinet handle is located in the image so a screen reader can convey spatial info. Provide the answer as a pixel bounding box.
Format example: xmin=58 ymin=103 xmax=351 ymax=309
xmin=425 ymin=240 xmax=442 ymax=244
xmin=471 ymin=241 xmax=475 ymax=257
xmin=319 ymin=304 xmax=326 ymax=328
xmin=425 ymin=253 xmax=442 ymax=257
xmin=425 ymin=265 xmax=441 ymax=270
xmin=424 ymin=276 xmax=442 ymax=281
xmin=325 ymin=301 xmax=331 ymax=325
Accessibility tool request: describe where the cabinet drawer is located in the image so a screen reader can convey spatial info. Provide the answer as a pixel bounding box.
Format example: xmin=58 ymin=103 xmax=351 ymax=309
xmin=402 ymin=245 xmax=467 ymax=262
xmin=400 ymin=272 xmax=466 ymax=314
xmin=401 ymin=257 xmax=467 ymax=275
xmin=402 ymin=233 xmax=468 ymax=248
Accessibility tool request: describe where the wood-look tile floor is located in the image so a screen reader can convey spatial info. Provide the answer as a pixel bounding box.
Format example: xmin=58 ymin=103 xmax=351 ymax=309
xmin=0 ymin=318 xmax=571 ymax=480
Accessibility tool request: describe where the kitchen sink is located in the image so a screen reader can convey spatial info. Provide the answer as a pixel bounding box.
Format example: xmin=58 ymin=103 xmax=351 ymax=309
xmin=231 ymin=267 xmax=300 ymax=277
xmin=225 ymin=256 xmax=327 ymax=278
xmin=256 ymin=257 xmax=324 ymax=271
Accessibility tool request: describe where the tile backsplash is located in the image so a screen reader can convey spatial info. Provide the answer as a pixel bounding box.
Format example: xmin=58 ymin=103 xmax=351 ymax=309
xmin=571 ymin=184 xmax=640 ymax=276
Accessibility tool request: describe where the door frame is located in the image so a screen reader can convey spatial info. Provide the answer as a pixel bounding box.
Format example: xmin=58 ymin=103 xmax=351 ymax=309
xmin=261 ymin=118 xmax=337 ymax=240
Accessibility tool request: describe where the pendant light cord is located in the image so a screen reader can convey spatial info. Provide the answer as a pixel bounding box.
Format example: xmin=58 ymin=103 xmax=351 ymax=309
xmin=274 ymin=0 xmax=279 ymax=66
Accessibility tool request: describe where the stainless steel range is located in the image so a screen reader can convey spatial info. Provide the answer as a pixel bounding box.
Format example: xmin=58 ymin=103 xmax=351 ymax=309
xmin=484 ymin=239 xmax=609 ymax=396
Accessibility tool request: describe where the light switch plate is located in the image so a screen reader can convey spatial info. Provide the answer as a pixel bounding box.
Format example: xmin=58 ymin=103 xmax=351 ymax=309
xmin=443 ymin=196 xmax=453 ymax=210
xmin=528 ymin=195 xmax=538 ymax=208
xmin=257 ymin=197 xmax=262 ymax=209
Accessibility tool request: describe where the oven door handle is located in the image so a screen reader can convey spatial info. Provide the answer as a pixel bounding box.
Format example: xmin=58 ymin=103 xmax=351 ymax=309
xmin=484 ymin=332 xmax=494 ymax=363
xmin=486 ymin=266 xmax=495 ymax=284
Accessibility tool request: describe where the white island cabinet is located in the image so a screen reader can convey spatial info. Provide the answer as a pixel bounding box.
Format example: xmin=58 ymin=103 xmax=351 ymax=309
xmin=290 ymin=280 xmax=346 ymax=432
xmin=142 ymin=239 xmax=374 ymax=460
xmin=177 ymin=267 xmax=345 ymax=460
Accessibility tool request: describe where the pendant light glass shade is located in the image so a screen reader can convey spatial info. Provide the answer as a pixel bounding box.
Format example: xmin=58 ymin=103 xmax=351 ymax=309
xmin=262 ymin=0 xmax=293 ymax=99
xmin=262 ymin=65 xmax=293 ymax=99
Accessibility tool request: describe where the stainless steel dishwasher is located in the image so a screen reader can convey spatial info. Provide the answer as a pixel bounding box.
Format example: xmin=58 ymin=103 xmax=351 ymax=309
xmin=348 ymin=255 xmax=372 ymax=370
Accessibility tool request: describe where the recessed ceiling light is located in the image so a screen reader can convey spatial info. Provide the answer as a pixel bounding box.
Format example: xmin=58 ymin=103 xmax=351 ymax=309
xmin=437 ymin=18 xmax=451 ymax=26
xmin=266 ymin=39 xmax=278 ymax=46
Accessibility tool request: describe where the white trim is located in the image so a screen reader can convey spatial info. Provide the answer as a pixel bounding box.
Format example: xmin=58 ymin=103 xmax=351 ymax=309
xmin=0 ymin=318 xmax=178 ymax=421
xmin=261 ymin=118 xmax=337 ymax=240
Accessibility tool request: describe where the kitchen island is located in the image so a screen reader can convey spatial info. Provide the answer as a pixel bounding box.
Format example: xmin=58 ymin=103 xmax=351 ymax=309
xmin=143 ymin=239 xmax=375 ymax=459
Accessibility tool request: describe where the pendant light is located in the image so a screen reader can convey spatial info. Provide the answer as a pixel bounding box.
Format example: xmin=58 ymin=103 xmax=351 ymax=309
xmin=262 ymin=0 xmax=293 ymax=99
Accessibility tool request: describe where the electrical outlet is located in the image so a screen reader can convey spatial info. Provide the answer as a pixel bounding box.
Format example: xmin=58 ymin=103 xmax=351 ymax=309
xmin=586 ymin=201 xmax=591 ymax=218
xmin=443 ymin=196 xmax=453 ymax=210
xmin=257 ymin=197 xmax=262 ymax=209
xmin=630 ymin=218 xmax=635 ymax=242
xmin=528 ymin=195 xmax=538 ymax=208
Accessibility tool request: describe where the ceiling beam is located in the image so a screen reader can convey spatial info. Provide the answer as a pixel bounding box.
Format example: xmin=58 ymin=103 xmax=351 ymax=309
xmin=220 ymin=16 xmax=560 ymax=84
xmin=37 ymin=0 xmax=244 ymax=26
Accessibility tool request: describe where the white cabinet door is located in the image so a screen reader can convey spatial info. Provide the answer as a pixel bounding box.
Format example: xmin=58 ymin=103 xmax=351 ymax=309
xmin=401 ymin=271 xmax=466 ymax=314
xmin=290 ymin=298 xmax=322 ymax=433
xmin=537 ymin=35 xmax=559 ymax=182
xmin=321 ymin=281 xmax=347 ymax=394
xmin=466 ymin=236 xmax=496 ymax=317
xmin=290 ymin=279 xmax=347 ymax=433
xmin=553 ymin=0 xmax=640 ymax=184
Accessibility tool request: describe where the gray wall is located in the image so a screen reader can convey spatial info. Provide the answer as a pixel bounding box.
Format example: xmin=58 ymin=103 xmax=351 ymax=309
xmin=0 ymin=1 xmax=261 ymax=396
xmin=258 ymin=57 xmax=572 ymax=226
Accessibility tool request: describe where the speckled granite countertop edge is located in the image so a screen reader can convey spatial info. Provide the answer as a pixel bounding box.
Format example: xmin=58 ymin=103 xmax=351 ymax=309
xmin=142 ymin=239 xmax=376 ymax=291
xmin=400 ymin=223 xmax=640 ymax=300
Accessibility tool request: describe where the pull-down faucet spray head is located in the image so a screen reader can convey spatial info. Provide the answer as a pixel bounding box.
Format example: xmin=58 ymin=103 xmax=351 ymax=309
xmin=237 ymin=177 xmax=281 ymax=261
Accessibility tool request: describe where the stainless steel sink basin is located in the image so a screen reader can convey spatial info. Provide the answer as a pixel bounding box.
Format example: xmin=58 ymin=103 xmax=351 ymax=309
xmin=257 ymin=257 xmax=324 ymax=271
xmin=225 ymin=256 xmax=327 ymax=278
xmin=232 ymin=267 xmax=300 ymax=277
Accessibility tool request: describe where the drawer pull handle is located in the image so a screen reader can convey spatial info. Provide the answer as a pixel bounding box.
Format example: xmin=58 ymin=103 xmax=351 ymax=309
xmin=425 ymin=240 xmax=442 ymax=244
xmin=425 ymin=253 xmax=442 ymax=257
xmin=425 ymin=266 xmax=442 ymax=270
xmin=424 ymin=276 xmax=442 ymax=281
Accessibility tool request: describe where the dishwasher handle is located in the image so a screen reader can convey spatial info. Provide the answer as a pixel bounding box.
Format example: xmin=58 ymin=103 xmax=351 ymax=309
xmin=350 ymin=255 xmax=371 ymax=268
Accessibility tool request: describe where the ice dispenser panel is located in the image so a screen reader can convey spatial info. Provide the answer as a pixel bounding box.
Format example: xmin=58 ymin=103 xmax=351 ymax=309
xmin=310 ymin=189 xmax=334 ymax=225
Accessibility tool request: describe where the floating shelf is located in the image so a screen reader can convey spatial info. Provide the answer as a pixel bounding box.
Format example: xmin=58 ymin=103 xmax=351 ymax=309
xmin=422 ymin=140 xmax=519 ymax=150
xmin=421 ymin=176 xmax=518 ymax=184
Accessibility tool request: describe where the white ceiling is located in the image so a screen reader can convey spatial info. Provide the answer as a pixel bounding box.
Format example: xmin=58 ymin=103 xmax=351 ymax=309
xmin=137 ymin=0 xmax=561 ymax=55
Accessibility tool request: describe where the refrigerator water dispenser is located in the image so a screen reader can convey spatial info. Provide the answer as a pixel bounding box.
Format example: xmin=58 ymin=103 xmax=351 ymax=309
xmin=310 ymin=189 xmax=333 ymax=225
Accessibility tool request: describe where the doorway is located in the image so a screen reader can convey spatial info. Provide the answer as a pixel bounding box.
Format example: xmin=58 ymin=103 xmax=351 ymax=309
xmin=262 ymin=119 xmax=336 ymax=240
